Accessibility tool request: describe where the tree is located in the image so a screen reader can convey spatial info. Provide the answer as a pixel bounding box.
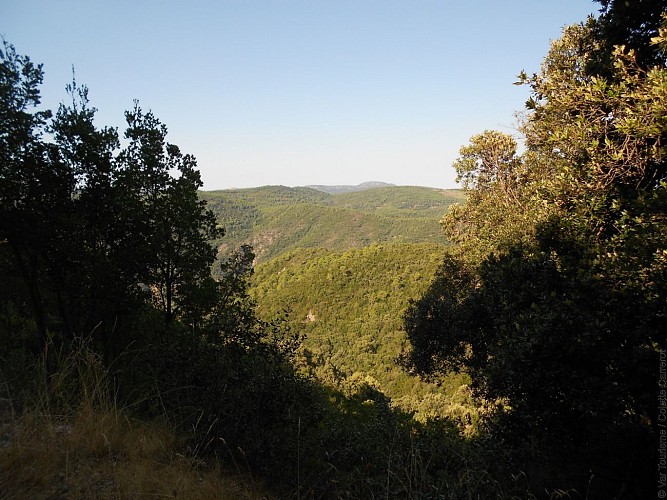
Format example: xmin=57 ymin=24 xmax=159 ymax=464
xmin=440 ymin=130 xmax=540 ymax=259
xmin=403 ymin=6 xmax=665 ymax=497
xmin=48 ymin=78 xmax=130 ymax=350
xmin=452 ymin=130 xmax=520 ymax=197
xmin=519 ymin=14 xmax=667 ymax=357
xmin=207 ymin=244 xmax=257 ymax=344
xmin=0 ymin=39 xmax=71 ymax=350
xmin=590 ymin=0 xmax=667 ymax=73
xmin=1 ymin=41 xmax=225 ymax=360
xmin=103 ymin=104 xmax=223 ymax=328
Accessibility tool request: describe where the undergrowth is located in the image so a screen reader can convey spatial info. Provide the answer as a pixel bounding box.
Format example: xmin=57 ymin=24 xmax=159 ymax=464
xmin=0 ymin=337 xmax=549 ymax=499
xmin=0 ymin=337 xmax=264 ymax=499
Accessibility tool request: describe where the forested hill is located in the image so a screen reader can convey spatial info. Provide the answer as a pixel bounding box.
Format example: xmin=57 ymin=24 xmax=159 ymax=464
xmin=201 ymin=185 xmax=470 ymax=422
xmin=200 ymin=185 xmax=465 ymax=263
xmin=251 ymin=243 xmax=475 ymax=426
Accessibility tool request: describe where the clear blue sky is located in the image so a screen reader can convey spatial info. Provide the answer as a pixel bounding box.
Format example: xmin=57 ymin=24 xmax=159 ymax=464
xmin=3 ymin=1 xmax=597 ymax=189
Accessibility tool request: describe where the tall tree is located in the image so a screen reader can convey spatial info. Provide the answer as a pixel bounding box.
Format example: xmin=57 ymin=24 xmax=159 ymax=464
xmin=1 ymin=41 xmax=225 ymax=357
xmin=440 ymin=130 xmax=540 ymax=259
xmin=452 ymin=130 xmax=520 ymax=196
xmin=116 ymin=104 xmax=222 ymax=326
xmin=403 ymin=5 xmax=665 ymax=497
xmin=0 ymin=39 xmax=71 ymax=350
xmin=48 ymin=78 xmax=126 ymax=345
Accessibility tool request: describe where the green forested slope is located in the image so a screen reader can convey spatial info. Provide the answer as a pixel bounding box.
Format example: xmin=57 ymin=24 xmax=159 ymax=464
xmin=251 ymin=243 xmax=476 ymax=427
xmin=203 ymin=186 xmax=473 ymax=423
xmin=201 ymin=185 xmax=464 ymax=263
xmin=333 ymin=186 xmax=465 ymax=218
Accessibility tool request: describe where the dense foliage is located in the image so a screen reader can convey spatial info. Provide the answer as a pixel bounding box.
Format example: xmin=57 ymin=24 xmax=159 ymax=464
xmin=0 ymin=44 xmax=225 ymax=364
xmin=0 ymin=37 xmax=313 ymax=493
xmin=403 ymin=2 xmax=667 ymax=497
xmin=4 ymin=1 xmax=665 ymax=497
xmin=251 ymin=243 xmax=479 ymax=428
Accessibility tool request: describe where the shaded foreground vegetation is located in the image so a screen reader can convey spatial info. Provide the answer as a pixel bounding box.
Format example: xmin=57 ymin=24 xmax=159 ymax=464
xmin=0 ymin=335 xmax=525 ymax=499
xmin=0 ymin=35 xmax=518 ymax=499
xmin=401 ymin=2 xmax=667 ymax=497
xmin=2 ymin=0 xmax=667 ymax=498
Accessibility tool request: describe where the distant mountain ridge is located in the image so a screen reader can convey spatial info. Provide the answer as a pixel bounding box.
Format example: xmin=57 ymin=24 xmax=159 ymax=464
xmin=305 ymin=181 xmax=396 ymax=194
xmin=200 ymin=184 xmax=465 ymax=264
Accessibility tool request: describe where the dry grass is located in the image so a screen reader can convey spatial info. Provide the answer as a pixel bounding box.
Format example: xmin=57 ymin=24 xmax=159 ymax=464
xmin=0 ymin=338 xmax=267 ymax=499
xmin=0 ymin=405 xmax=264 ymax=499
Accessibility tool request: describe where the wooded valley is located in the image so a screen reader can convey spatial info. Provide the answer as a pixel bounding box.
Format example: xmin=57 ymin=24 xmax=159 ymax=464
xmin=1 ymin=0 xmax=665 ymax=498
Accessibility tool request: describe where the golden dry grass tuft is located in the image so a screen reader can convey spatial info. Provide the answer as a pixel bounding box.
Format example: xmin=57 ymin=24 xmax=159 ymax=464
xmin=0 ymin=337 xmax=267 ymax=499
xmin=0 ymin=404 xmax=265 ymax=499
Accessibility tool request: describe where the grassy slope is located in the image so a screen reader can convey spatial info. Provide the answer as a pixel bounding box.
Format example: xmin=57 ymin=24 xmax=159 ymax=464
xmin=0 ymin=344 xmax=267 ymax=500
xmin=0 ymin=408 xmax=259 ymax=499
xmin=201 ymin=185 xmax=465 ymax=263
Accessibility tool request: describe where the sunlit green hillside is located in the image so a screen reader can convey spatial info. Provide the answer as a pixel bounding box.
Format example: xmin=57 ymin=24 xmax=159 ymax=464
xmin=333 ymin=186 xmax=465 ymax=218
xmin=251 ymin=243 xmax=476 ymax=427
xmin=202 ymin=186 xmax=473 ymax=423
xmin=200 ymin=185 xmax=465 ymax=263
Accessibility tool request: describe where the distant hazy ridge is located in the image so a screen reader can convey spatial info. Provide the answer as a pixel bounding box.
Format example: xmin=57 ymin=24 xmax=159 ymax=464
xmin=305 ymin=181 xmax=396 ymax=194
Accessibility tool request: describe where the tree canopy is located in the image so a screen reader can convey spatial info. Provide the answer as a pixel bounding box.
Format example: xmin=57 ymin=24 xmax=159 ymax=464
xmin=0 ymin=39 xmax=226 ymax=360
xmin=403 ymin=3 xmax=666 ymax=497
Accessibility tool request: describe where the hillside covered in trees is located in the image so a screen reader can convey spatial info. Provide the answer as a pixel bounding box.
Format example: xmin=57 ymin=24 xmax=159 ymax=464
xmin=251 ymin=243 xmax=476 ymax=427
xmin=201 ymin=185 xmax=464 ymax=263
xmin=2 ymin=0 xmax=666 ymax=498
